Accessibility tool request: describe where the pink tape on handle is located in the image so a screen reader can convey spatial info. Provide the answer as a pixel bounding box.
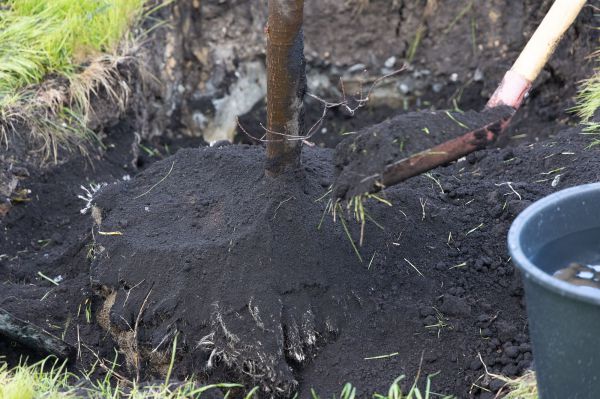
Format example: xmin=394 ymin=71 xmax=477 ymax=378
xmin=486 ymin=70 xmax=532 ymax=110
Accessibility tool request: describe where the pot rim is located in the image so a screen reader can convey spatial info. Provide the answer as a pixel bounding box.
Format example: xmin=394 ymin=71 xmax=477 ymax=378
xmin=508 ymin=182 xmax=600 ymax=306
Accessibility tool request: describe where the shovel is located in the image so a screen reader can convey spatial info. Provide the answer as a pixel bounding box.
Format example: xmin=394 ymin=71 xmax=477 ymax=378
xmin=333 ymin=0 xmax=587 ymax=200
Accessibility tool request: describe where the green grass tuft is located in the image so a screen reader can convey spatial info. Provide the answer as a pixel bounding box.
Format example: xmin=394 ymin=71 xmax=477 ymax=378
xmin=0 ymin=358 xmax=74 ymax=399
xmin=311 ymin=373 xmax=455 ymax=399
xmin=0 ymin=356 xmax=247 ymax=398
xmin=574 ymin=50 xmax=600 ymax=134
xmin=0 ymin=0 xmax=154 ymax=161
xmin=2 ymin=355 xmax=543 ymax=399
xmin=0 ymin=0 xmax=144 ymax=97
xmin=1 ymin=356 xmax=459 ymax=399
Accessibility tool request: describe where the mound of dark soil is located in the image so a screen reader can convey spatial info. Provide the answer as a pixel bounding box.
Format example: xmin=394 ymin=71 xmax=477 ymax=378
xmin=1 ymin=1 xmax=598 ymax=397
xmin=81 ymin=116 xmax=600 ymax=398
xmin=0 ymin=122 xmax=595 ymax=397
xmin=1 ymin=102 xmax=599 ymax=399
xmin=332 ymin=106 xmax=514 ymax=198
xmin=90 ymin=145 xmax=366 ymax=396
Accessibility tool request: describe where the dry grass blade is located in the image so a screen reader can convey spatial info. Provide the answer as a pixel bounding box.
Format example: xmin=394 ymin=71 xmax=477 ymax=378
xmin=134 ymin=161 xmax=175 ymax=199
xmin=336 ymin=202 xmax=363 ymax=263
xmin=475 ymin=353 xmax=538 ymax=398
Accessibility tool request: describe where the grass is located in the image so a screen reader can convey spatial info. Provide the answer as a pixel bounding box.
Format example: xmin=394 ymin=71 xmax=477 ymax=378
xmin=0 ymin=0 xmax=144 ymax=93
xmin=424 ymin=307 xmax=451 ymax=338
xmin=0 ymin=356 xmax=250 ymax=399
xmin=406 ymin=0 xmax=437 ymax=64
xmin=574 ymin=49 xmax=600 ymax=136
xmin=311 ymin=373 xmax=455 ymax=399
xmin=317 ymin=189 xmax=391 ymax=264
xmin=0 ymin=0 xmax=154 ymax=161
xmin=1 ymin=355 xmax=456 ymax=399
xmin=442 ymin=1 xmax=473 ymax=35
xmin=493 ymin=371 xmax=538 ymax=399
xmin=334 ymin=193 xmax=391 ymax=263
xmin=346 ymin=193 xmax=391 ymax=246
xmin=1 ymin=355 xmax=542 ymax=399
xmin=473 ymin=354 xmax=538 ymax=399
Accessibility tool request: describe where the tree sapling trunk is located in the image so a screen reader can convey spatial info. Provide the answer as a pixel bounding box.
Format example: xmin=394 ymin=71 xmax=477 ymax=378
xmin=265 ymin=0 xmax=306 ymax=175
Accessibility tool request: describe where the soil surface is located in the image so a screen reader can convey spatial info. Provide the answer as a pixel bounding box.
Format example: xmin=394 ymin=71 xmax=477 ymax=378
xmin=1 ymin=1 xmax=599 ymax=399
xmin=2 ymin=115 xmax=600 ymax=398
xmin=141 ymin=0 xmax=596 ymax=145
xmin=332 ymin=106 xmax=515 ymax=199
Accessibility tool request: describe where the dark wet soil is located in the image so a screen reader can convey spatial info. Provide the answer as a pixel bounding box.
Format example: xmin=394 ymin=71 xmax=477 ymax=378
xmin=230 ymin=0 xmax=597 ymax=154
xmin=1 ymin=1 xmax=599 ymax=398
xmin=332 ymin=105 xmax=515 ymax=199
xmin=2 ymin=112 xmax=600 ymax=397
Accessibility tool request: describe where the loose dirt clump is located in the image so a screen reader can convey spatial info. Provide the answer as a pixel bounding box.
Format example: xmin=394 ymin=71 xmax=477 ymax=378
xmin=332 ymin=105 xmax=514 ymax=198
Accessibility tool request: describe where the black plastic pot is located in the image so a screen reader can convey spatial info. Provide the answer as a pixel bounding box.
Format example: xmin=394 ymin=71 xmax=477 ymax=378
xmin=508 ymin=182 xmax=600 ymax=399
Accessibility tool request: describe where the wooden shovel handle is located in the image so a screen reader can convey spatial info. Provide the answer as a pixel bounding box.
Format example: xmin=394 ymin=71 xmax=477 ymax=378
xmin=512 ymin=0 xmax=587 ymax=82
xmin=488 ymin=0 xmax=586 ymax=109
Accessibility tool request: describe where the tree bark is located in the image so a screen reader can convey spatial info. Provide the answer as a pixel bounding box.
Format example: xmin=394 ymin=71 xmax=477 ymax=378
xmin=265 ymin=0 xmax=306 ymax=175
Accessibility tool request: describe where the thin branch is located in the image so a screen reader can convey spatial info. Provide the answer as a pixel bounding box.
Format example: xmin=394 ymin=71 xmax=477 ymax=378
xmin=239 ymin=66 xmax=407 ymax=144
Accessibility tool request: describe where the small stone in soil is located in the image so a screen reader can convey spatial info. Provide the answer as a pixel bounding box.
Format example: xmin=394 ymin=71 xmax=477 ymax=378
xmin=469 ymin=359 xmax=482 ymax=371
xmin=504 ymin=346 xmax=519 ymax=358
xmin=424 ymin=352 xmax=438 ymax=363
xmin=440 ymin=294 xmax=471 ymax=316
xmin=490 ymin=379 xmax=506 ymax=392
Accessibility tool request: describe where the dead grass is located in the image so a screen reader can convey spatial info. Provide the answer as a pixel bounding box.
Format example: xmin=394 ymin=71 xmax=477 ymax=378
xmin=472 ymin=353 xmax=538 ymax=399
xmin=494 ymin=371 xmax=538 ymax=399
xmin=0 ymin=0 xmax=163 ymax=162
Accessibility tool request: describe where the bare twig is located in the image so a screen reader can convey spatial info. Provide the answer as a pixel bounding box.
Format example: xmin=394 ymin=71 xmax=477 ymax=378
xmin=238 ymin=67 xmax=406 ymax=145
